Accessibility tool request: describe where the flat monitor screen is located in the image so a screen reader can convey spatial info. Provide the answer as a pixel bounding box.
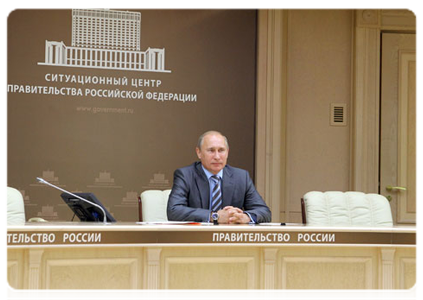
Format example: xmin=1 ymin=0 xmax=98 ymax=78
xmin=60 ymin=192 xmax=116 ymax=222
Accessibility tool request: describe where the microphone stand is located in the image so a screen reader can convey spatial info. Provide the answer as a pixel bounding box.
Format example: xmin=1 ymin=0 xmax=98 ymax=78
xmin=36 ymin=177 xmax=110 ymax=225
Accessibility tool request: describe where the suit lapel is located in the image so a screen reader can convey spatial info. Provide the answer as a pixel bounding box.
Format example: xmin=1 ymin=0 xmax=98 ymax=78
xmin=194 ymin=162 xmax=210 ymax=209
xmin=222 ymin=166 xmax=234 ymax=208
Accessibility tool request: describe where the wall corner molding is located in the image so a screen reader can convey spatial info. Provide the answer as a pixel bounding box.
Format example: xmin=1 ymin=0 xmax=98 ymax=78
xmin=263 ymin=248 xmax=278 ymax=289
xmin=356 ymin=10 xmax=380 ymax=28
xmin=28 ymin=249 xmax=44 ymax=289
xmin=256 ymin=10 xmax=288 ymax=222
xmin=352 ymin=24 xmax=380 ymax=193
xmin=379 ymin=248 xmax=396 ymax=289
xmin=145 ymin=247 xmax=162 ymax=289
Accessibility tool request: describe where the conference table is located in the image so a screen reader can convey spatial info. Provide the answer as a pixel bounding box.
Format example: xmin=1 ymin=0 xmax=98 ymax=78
xmin=7 ymin=222 xmax=416 ymax=289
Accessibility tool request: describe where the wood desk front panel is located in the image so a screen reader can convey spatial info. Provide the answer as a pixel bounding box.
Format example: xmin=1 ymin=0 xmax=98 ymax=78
xmin=7 ymin=224 xmax=416 ymax=289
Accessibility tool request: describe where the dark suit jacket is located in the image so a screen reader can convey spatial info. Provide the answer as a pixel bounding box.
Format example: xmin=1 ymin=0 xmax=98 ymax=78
xmin=167 ymin=162 xmax=271 ymax=223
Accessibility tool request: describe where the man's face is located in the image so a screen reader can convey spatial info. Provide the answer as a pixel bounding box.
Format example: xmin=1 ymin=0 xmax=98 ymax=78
xmin=196 ymin=134 xmax=229 ymax=175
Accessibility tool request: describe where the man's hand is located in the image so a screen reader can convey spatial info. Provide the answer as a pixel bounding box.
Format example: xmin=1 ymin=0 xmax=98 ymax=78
xmin=218 ymin=206 xmax=251 ymax=224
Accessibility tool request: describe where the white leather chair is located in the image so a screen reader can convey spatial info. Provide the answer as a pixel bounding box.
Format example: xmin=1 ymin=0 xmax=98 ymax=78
xmin=140 ymin=189 xmax=171 ymax=222
xmin=7 ymin=187 xmax=26 ymax=225
xmin=301 ymin=191 xmax=393 ymax=227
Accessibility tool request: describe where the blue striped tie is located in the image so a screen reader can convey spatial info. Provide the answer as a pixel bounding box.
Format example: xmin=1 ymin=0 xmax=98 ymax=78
xmin=211 ymin=175 xmax=222 ymax=211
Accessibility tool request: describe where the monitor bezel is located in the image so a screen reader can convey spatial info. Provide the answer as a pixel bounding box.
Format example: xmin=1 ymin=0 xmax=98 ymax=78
xmin=60 ymin=192 xmax=116 ymax=222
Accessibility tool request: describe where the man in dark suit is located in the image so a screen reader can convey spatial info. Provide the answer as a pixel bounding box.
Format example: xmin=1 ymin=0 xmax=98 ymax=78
xmin=167 ymin=131 xmax=271 ymax=224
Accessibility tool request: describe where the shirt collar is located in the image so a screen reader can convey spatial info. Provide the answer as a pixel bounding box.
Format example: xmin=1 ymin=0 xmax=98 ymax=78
xmin=201 ymin=165 xmax=223 ymax=180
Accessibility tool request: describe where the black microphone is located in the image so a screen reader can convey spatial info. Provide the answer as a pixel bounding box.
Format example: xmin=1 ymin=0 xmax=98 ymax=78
xmin=36 ymin=177 xmax=110 ymax=225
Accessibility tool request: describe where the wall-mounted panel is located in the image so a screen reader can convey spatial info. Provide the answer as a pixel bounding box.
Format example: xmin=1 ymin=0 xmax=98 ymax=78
xmin=45 ymin=258 xmax=138 ymax=289
xmin=281 ymin=256 xmax=372 ymax=289
xmin=161 ymin=247 xmax=259 ymax=289
xmin=7 ymin=248 xmax=25 ymax=289
xmin=396 ymin=248 xmax=416 ymax=289
xmin=399 ymin=258 xmax=416 ymax=289
xmin=164 ymin=256 xmax=254 ymax=289
xmin=7 ymin=261 xmax=20 ymax=289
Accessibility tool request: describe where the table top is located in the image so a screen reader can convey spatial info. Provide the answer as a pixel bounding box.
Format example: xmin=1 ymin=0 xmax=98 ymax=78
xmin=7 ymin=221 xmax=417 ymax=232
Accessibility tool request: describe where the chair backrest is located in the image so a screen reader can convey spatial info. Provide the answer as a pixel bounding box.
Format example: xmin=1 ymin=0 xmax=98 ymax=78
xmin=302 ymin=191 xmax=393 ymax=227
xmin=7 ymin=187 xmax=26 ymax=225
xmin=140 ymin=189 xmax=171 ymax=222
xmin=301 ymin=198 xmax=307 ymax=224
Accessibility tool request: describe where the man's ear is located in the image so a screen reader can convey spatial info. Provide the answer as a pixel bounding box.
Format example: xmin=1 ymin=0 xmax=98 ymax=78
xmin=195 ymin=147 xmax=201 ymax=159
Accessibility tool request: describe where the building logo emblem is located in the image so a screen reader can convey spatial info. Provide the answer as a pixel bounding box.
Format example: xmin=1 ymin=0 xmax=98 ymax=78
xmin=115 ymin=191 xmax=139 ymax=208
xmin=30 ymin=170 xmax=65 ymax=187
xmin=37 ymin=205 xmax=59 ymax=220
xmin=38 ymin=9 xmax=171 ymax=73
xmin=142 ymin=172 xmax=171 ymax=189
xmin=88 ymin=171 xmax=122 ymax=189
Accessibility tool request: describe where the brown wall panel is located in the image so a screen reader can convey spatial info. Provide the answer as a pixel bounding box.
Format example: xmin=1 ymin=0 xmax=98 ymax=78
xmin=7 ymin=9 xmax=257 ymax=221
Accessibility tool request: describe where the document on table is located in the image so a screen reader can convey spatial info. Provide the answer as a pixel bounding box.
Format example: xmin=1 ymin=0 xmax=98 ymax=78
xmin=136 ymin=221 xmax=209 ymax=225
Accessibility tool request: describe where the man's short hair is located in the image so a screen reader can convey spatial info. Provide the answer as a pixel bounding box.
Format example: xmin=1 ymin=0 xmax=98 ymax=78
xmin=197 ymin=131 xmax=229 ymax=149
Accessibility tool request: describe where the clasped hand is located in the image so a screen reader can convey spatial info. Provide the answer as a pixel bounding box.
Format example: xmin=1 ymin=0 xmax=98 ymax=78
xmin=217 ymin=206 xmax=251 ymax=224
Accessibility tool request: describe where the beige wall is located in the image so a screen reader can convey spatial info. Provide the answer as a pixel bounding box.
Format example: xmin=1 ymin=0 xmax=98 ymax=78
xmin=285 ymin=10 xmax=353 ymax=222
xmin=254 ymin=10 xmax=354 ymax=223
xmin=259 ymin=9 xmax=415 ymax=223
